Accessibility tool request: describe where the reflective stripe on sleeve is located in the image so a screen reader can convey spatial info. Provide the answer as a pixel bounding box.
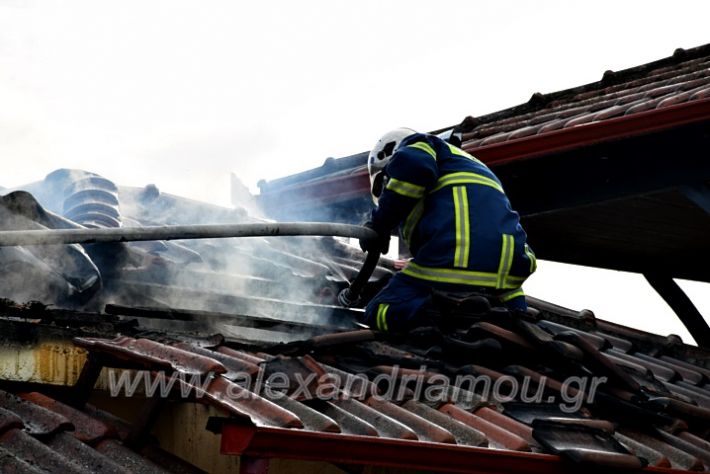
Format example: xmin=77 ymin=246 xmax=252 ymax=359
xmin=402 ymin=199 xmax=424 ymax=247
xmin=376 ymin=303 xmax=390 ymax=332
xmin=452 ymin=186 xmax=470 ymax=268
xmin=385 ymin=177 xmax=426 ymax=199
xmin=406 ymin=142 xmax=437 ymax=160
xmin=524 ymin=244 xmax=537 ymax=273
xmin=447 ymin=143 xmax=485 ymax=165
xmin=500 ymin=288 xmax=525 ymax=302
xmin=496 ymin=234 xmax=515 ymax=289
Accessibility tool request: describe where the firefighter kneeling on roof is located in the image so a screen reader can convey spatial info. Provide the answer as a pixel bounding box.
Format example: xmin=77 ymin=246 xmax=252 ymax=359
xmin=359 ymin=128 xmax=537 ymax=332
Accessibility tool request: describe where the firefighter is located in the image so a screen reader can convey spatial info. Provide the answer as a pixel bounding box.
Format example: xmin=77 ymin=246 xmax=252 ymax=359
xmin=359 ymin=128 xmax=537 ymax=332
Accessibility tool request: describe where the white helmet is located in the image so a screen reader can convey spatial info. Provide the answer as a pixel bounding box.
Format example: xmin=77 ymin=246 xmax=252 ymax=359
xmin=367 ymin=127 xmax=417 ymax=204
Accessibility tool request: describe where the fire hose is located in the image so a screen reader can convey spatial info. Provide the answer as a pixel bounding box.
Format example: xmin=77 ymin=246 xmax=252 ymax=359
xmin=0 ymin=222 xmax=380 ymax=308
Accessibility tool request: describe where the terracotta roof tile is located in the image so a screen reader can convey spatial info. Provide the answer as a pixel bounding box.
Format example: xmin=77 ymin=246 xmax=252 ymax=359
xmin=400 ymin=400 xmax=488 ymax=446
xmin=439 ymin=403 xmax=530 ymax=451
xmin=73 ymin=337 xmax=227 ymax=375
xmin=365 ymin=396 xmax=456 ymax=443
xmin=266 ymin=394 xmax=340 ymax=432
xmin=615 ymin=432 xmax=672 ymax=468
xmin=18 ymin=392 xmax=114 ymax=444
xmin=474 ymin=407 xmax=536 ymax=447
xmin=0 ymin=388 xmax=205 ymax=473
xmin=331 ymin=398 xmax=418 ymax=440
xmin=0 ymin=429 xmax=85 ymax=474
xmin=0 ymin=390 xmax=72 ymax=437
xmin=95 ymin=439 xmax=173 ymax=474
xmin=44 ymin=432 xmax=128 ymax=474
xmin=0 ymin=408 xmax=23 ymax=434
xmin=619 ymin=428 xmax=705 ymax=471
xmin=305 ymin=400 xmax=379 ymax=436
xmin=173 ymin=342 xmax=260 ymax=378
xmin=200 ymin=376 xmax=303 ymax=428
xmin=0 ymin=445 xmax=45 ymax=474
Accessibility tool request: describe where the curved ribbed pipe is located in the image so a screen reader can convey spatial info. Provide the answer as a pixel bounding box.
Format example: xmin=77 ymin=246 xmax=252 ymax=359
xmin=62 ymin=175 xmax=121 ymax=228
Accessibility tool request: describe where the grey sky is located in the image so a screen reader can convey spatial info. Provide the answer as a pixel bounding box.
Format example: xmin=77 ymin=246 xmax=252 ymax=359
xmin=1 ymin=0 xmax=708 ymax=342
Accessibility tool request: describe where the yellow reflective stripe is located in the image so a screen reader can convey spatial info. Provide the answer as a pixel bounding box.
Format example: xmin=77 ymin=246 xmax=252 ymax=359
xmin=402 ymin=262 xmax=525 ymax=289
xmin=452 ymin=186 xmax=470 ymax=268
xmin=406 ymin=142 xmax=437 ymax=160
xmin=447 ymin=143 xmax=484 ymax=165
xmin=386 ymin=177 xmax=426 ymax=199
xmin=500 ymin=288 xmax=525 ymax=302
xmin=431 ymin=172 xmax=504 ymax=194
xmin=376 ymin=303 xmax=390 ymax=332
xmin=496 ymin=234 xmax=515 ymax=289
xmin=403 ymin=199 xmax=424 ymax=247
xmin=403 ymin=263 xmax=497 ymax=287
xmin=524 ymin=244 xmax=537 ymax=273
xmin=506 ymin=275 xmax=527 ymax=285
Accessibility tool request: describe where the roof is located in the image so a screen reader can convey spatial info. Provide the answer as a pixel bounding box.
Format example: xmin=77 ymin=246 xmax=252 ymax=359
xmin=33 ymin=297 xmax=710 ymax=473
xmin=3 ymin=274 xmax=710 ymax=472
xmin=257 ymin=43 xmax=710 ymax=282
